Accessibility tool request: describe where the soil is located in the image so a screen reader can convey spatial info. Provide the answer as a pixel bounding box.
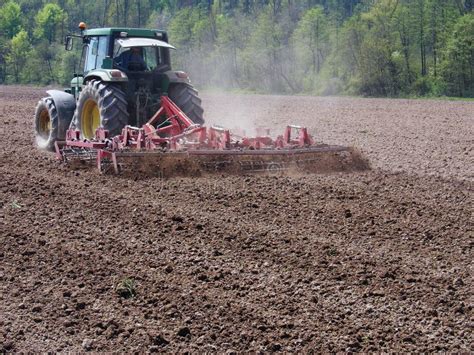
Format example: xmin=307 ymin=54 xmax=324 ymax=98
xmin=0 ymin=86 xmax=473 ymax=352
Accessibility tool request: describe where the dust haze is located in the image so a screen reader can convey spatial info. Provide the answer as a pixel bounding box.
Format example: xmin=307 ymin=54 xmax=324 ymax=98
xmin=169 ymin=42 xmax=347 ymax=138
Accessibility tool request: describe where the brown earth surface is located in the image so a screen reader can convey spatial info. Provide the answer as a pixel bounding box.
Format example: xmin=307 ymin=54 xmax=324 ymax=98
xmin=0 ymin=86 xmax=473 ymax=352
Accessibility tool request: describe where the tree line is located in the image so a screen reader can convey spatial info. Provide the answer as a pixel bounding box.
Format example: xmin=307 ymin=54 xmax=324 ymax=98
xmin=0 ymin=0 xmax=472 ymax=97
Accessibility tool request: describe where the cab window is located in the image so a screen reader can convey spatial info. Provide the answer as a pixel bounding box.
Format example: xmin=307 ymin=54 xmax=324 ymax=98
xmin=84 ymin=37 xmax=98 ymax=72
xmin=79 ymin=45 xmax=87 ymax=73
xmin=143 ymin=47 xmax=158 ymax=70
xmin=83 ymin=36 xmax=108 ymax=72
xmin=113 ymin=38 xmax=163 ymax=71
xmin=96 ymin=36 xmax=108 ymax=69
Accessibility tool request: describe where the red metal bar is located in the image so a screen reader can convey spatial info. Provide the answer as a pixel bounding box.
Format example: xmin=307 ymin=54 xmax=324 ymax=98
xmin=97 ymin=149 xmax=119 ymax=174
xmin=66 ymin=129 xmax=80 ymax=141
xmin=298 ymin=127 xmax=313 ymax=146
xmin=95 ymin=128 xmax=109 ymax=141
xmin=66 ymin=140 xmax=107 ymax=149
xmin=161 ymin=95 xmax=194 ymax=128
xmin=208 ymin=127 xmax=231 ymax=149
xmin=147 ymin=106 xmax=164 ymax=125
xmin=54 ymin=141 xmax=63 ymax=160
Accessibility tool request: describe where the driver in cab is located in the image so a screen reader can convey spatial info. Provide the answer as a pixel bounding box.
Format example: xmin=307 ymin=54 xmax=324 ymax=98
xmin=115 ymin=46 xmax=147 ymax=71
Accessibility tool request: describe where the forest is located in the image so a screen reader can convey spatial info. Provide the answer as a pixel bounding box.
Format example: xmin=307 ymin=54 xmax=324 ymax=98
xmin=0 ymin=0 xmax=472 ymax=97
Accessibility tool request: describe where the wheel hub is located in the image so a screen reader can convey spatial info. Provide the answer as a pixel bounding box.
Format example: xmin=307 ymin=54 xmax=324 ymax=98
xmin=38 ymin=109 xmax=51 ymax=139
xmin=82 ymin=99 xmax=100 ymax=139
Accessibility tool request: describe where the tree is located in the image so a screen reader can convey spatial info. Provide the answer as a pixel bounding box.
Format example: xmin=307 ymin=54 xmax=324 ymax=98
xmin=36 ymin=40 xmax=58 ymax=83
xmin=0 ymin=36 xmax=7 ymax=83
xmin=168 ymin=7 xmax=197 ymax=48
xmin=440 ymin=13 xmax=474 ymax=96
xmin=213 ymin=12 xmax=249 ymax=88
xmin=293 ymin=6 xmax=329 ymax=75
xmin=243 ymin=7 xmax=286 ymax=91
xmin=6 ymin=29 xmax=31 ymax=82
xmin=34 ymin=3 xmax=67 ymax=44
xmin=0 ymin=1 xmax=22 ymax=38
xmin=394 ymin=3 xmax=414 ymax=84
xmin=414 ymin=0 xmax=428 ymax=76
xmin=339 ymin=0 xmax=403 ymax=96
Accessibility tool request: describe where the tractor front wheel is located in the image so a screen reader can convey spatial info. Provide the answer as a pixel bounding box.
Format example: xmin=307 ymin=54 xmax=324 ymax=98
xmin=168 ymin=83 xmax=205 ymax=125
xmin=72 ymin=80 xmax=129 ymax=139
xmin=34 ymin=97 xmax=59 ymax=151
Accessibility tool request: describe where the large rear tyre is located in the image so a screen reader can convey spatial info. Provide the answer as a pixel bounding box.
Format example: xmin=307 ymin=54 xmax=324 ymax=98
xmin=72 ymin=80 xmax=129 ymax=139
xmin=168 ymin=83 xmax=205 ymax=125
xmin=34 ymin=97 xmax=59 ymax=151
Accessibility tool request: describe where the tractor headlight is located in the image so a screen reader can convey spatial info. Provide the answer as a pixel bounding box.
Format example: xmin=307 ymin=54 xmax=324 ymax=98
xmin=110 ymin=70 xmax=126 ymax=78
xmin=176 ymin=72 xmax=189 ymax=79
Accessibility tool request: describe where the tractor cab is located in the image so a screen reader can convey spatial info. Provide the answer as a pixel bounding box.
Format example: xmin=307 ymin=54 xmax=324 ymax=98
xmin=65 ymin=27 xmax=178 ymax=97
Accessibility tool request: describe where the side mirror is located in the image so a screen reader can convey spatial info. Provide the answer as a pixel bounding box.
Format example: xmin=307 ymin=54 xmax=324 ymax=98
xmin=65 ymin=35 xmax=73 ymax=51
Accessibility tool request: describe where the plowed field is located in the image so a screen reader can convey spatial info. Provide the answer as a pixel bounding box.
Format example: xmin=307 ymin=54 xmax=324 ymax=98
xmin=1 ymin=86 xmax=472 ymax=352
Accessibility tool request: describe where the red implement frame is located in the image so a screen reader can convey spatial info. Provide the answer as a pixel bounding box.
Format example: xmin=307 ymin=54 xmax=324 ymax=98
xmin=56 ymin=95 xmax=321 ymax=173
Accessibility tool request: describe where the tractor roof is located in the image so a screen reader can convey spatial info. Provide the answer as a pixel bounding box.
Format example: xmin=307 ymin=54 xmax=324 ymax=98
xmin=116 ymin=37 xmax=175 ymax=49
xmin=84 ymin=27 xmax=167 ymax=39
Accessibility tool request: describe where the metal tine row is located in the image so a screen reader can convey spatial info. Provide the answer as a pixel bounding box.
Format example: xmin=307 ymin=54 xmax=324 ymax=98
xmin=61 ymin=148 xmax=97 ymax=162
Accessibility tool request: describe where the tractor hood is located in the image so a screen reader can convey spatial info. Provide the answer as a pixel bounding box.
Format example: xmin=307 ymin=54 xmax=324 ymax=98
xmin=116 ymin=37 xmax=175 ymax=50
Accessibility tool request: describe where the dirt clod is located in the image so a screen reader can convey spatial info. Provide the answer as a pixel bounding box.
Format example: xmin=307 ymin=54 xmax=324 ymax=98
xmin=177 ymin=327 xmax=191 ymax=337
xmin=151 ymin=334 xmax=170 ymax=346
xmin=82 ymin=339 xmax=93 ymax=350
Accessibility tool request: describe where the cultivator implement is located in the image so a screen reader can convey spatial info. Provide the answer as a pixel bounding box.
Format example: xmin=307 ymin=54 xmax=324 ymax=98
xmin=55 ymin=96 xmax=368 ymax=177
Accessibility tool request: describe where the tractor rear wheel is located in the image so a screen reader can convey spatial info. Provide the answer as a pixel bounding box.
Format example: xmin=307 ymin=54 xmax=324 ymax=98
xmin=72 ymin=80 xmax=129 ymax=139
xmin=168 ymin=83 xmax=205 ymax=125
xmin=34 ymin=97 xmax=59 ymax=151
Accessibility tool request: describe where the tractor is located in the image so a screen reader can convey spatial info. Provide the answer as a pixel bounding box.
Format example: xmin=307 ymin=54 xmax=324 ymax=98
xmin=34 ymin=23 xmax=203 ymax=151
xmin=33 ymin=23 xmax=367 ymax=176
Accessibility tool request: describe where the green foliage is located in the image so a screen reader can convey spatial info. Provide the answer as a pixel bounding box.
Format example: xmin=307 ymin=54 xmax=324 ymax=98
xmin=243 ymin=8 xmax=286 ymax=91
xmin=34 ymin=3 xmax=67 ymax=44
xmin=6 ymin=29 xmax=31 ymax=83
xmin=0 ymin=0 xmax=471 ymax=97
xmin=0 ymin=1 xmax=22 ymax=39
xmin=168 ymin=7 xmax=198 ymax=49
xmin=58 ymin=50 xmax=79 ymax=86
xmin=347 ymin=0 xmax=404 ymax=96
xmin=116 ymin=277 xmax=137 ymax=298
xmin=10 ymin=200 xmax=21 ymax=209
xmin=439 ymin=13 xmax=474 ymax=96
xmin=293 ymin=6 xmax=329 ymax=76
xmin=0 ymin=36 xmax=7 ymax=83
xmin=213 ymin=13 xmax=249 ymax=88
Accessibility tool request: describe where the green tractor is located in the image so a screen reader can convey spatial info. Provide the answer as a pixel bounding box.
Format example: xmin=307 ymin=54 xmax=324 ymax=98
xmin=34 ymin=23 xmax=204 ymax=150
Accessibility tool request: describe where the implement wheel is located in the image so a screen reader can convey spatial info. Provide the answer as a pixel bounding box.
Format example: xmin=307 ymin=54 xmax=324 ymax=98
xmin=34 ymin=97 xmax=59 ymax=151
xmin=72 ymin=80 xmax=129 ymax=139
xmin=168 ymin=83 xmax=205 ymax=125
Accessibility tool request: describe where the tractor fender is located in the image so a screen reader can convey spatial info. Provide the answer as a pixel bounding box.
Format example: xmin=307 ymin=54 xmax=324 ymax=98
xmin=164 ymin=70 xmax=191 ymax=85
xmin=84 ymin=69 xmax=128 ymax=83
xmin=162 ymin=70 xmax=192 ymax=94
xmin=46 ymin=90 xmax=76 ymax=139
